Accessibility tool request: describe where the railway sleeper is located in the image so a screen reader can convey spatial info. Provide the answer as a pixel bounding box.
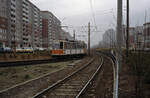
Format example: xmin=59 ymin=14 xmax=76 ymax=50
xmin=59 ymin=85 xmax=83 ymax=89
xmin=42 ymin=95 xmax=75 ymax=98
xmin=62 ymin=84 xmax=83 ymax=86
xmin=54 ymin=88 xmax=81 ymax=92
xmin=48 ymin=91 xmax=77 ymax=96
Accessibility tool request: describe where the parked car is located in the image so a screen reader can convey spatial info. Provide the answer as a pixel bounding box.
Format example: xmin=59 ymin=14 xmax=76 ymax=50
xmin=0 ymin=47 xmax=4 ymax=53
xmin=0 ymin=47 xmax=12 ymax=53
xmin=16 ymin=48 xmax=24 ymax=53
xmin=23 ymin=47 xmax=34 ymax=53
xmin=4 ymin=47 xmax=13 ymax=53
xmin=39 ymin=48 xmax=46 ymax=51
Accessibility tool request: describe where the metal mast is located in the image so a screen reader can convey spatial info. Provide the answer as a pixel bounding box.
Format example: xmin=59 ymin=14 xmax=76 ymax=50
xmin=88 ymin=22 xmax=91 ymax=56
xmin=126 ymin=0 xmax=129 ymax=58
xmin=114 ymin=0 xmax=123 ymax=98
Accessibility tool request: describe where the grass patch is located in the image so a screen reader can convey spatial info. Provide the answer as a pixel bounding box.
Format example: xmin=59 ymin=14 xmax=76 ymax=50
xmin=24 ymin=74 xmax=31 ymax=80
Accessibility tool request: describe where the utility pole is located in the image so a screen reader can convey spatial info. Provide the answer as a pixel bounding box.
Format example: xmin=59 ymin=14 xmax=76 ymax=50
xmin=117 ymin=0 xmax=123 ymax=71
xmin=114 ymin=0 xmax=123 ymax=98
xmin=144 ymin=10 xmax=147 ymax=49
xmin=73 ymin=30 xmax=76 ymax=40
xmin=88 ymin=22 xmax=91 ymax=56
xmin=126 ymin=0 xmax=129 ymax=58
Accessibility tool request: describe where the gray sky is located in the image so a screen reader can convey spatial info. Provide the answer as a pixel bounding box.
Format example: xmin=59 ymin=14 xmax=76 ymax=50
xmin=31 ymin=0 xmax=150 ymax=46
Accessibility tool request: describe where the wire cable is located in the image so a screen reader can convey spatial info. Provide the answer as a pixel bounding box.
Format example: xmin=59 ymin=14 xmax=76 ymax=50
xmin=89 ymin=0 xmax=97 ymax=31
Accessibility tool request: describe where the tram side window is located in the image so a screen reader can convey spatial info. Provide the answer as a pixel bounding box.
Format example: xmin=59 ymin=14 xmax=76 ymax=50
xmin=64 ymin=42 xmax=67 ymax=49
xmin=53 ymin=43 xmax=59 ymax=49
xmin=70 ymin=43 xmax=72 ymax=49
xmin=74 ymin=43 xmax=77 ymax=49
xmin=67 ymin=42 xmax=70 ymax=49
xmin=60 ymin=42 xmax=64 ymax=49
xmin=77 ymin=43 xmax=79 ymax=49
xmin=72 ymin=43 xmax=75 ymax=49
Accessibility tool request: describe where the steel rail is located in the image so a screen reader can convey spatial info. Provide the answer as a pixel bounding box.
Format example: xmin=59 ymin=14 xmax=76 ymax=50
xmin=75 ymin=55 xmax=104 ymax=98
xmin=98 ymin=51 xmax=118 ymax=98
xmin=32 ymin=57 xmax=95 ymax=98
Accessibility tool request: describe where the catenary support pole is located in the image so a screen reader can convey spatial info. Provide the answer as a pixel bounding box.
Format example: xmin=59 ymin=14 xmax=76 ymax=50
xmin=73 ymin=30 xmax=76 ymax=40
xmin=126 ymin=0 xmax=129 ymax=58
xmin=88 ymin=22 xmax=91 ymax=56
xmin=114 ymin=0 xmax=123 ymax=98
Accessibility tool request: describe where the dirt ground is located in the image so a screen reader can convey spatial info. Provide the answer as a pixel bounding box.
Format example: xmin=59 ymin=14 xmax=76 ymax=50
xmin=0 ymin=60 xmax=73 ymax=91
xmin=95 ymin=54 xmax=150 ymax=98
xmin=0 ymin=52 xmax=51 ymax=62
xmin=119 ymin=63 xmax=150 ymax=98
xmin=0 ymin=56 xmax=91 ymax=98
xmin=95 ymin=55 xmax=113 ymax=98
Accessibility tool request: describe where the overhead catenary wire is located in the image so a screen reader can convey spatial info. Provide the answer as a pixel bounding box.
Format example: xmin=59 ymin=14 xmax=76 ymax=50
xmin=89 ymin=0 xmax=98 ymax=31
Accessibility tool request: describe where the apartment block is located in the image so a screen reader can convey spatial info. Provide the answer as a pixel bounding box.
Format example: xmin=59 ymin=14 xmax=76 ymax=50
xmin=143 ymin=22 xmax=150 ymax=49
xmin=0 ymin=0 xmax=42 ymax=48
xmin=21 ymin=0 xmax=42 ymax=48
xmin=41 ymin=11 xmax=61 ymax=49
xmin=128 ymin=27 xmax=136 ymax=49
xmin=135 ymin=26 xmax=144 ymax=49
xmin=2 ymin=0 xmax=31 ymax=48
xmin=21 ymin=0 xmax=31 ymax=47
xmin=30 ymin=3 xmax=42 ymax=49
xmin=52 ymin=16 xmax=61 ymax=40
xmin=0 ymin=0 xmax=61 ymax=49
xmin=0 ymin=0 xmax=8 ymax=47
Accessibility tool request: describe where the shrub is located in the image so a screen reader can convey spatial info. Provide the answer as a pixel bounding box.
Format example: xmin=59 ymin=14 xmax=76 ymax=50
xmin=24 ymin=74 xmax=31 ymax=79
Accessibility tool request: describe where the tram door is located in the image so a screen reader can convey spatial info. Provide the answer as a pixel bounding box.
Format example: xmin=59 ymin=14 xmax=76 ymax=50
xmin=60 ymin=42 xmax=64 ymax=49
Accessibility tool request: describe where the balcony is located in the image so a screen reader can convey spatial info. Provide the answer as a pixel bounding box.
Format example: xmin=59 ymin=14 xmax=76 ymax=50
xmin=23 ymin=0 xmax=29 ymax=6
xmin=11 ymin=0 xmax=16 ymax=5
xmin=10 ymin=11 xmax=16 ymax=16
xmin=22 ymin=11 xmax=29 ymax=17
xmin=22 ymin=8 xmax=29 ymax=14
xmin=10 ymin=4 xmax=16 ymax=10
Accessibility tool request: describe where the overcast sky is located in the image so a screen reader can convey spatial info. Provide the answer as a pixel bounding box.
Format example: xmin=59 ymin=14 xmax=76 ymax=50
xmin=31 ymin=0 xmax=150 ymax=46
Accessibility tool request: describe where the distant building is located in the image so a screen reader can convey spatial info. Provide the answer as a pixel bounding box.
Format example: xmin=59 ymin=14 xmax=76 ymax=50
xmin=128 ymin=27 xmax=136 ymax=49
xmin=101 ymin=25 xmax=149 ymax=50
xmin=135 ymin=26 xmax=144 ymax=49
xmin=0 ymin=0 xmax=8 ymax=47
xmin=143 ymin=22 xmax=150 ymax=49
xmin=123 ymin=26 xmax=138 ymax=49
xmin=0 ymin=0 xmax=43 ymax=48
xmin=29 ymin=3 xmax=42 ymax=49
xmin=60 ymin=29 xmax=74 ymax=41
xmin=21 ymin=0 xmax=32 ymax=48
xmin=122 ymin=25 xmax=145 ymax=50
xmin=122 ymin=25 xmax=127 ymax=48
xmin=41 ymin=11 xmax=61 ymax=49
xmin=102 ymin=29 xmax=116 ymax=48
xmin=0 ymin=0 xmax=63 ymax=50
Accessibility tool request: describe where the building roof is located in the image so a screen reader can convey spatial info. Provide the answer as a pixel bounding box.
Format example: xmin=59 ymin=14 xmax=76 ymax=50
xmin=144 ymin=22 xmax=150 ymax=26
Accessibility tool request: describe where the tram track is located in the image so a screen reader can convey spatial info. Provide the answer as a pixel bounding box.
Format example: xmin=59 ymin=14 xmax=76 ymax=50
xmin=0 ymin=56 xmax=92 ymax=98
xmin=32 ymin=54 xmax=104 ymax=98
